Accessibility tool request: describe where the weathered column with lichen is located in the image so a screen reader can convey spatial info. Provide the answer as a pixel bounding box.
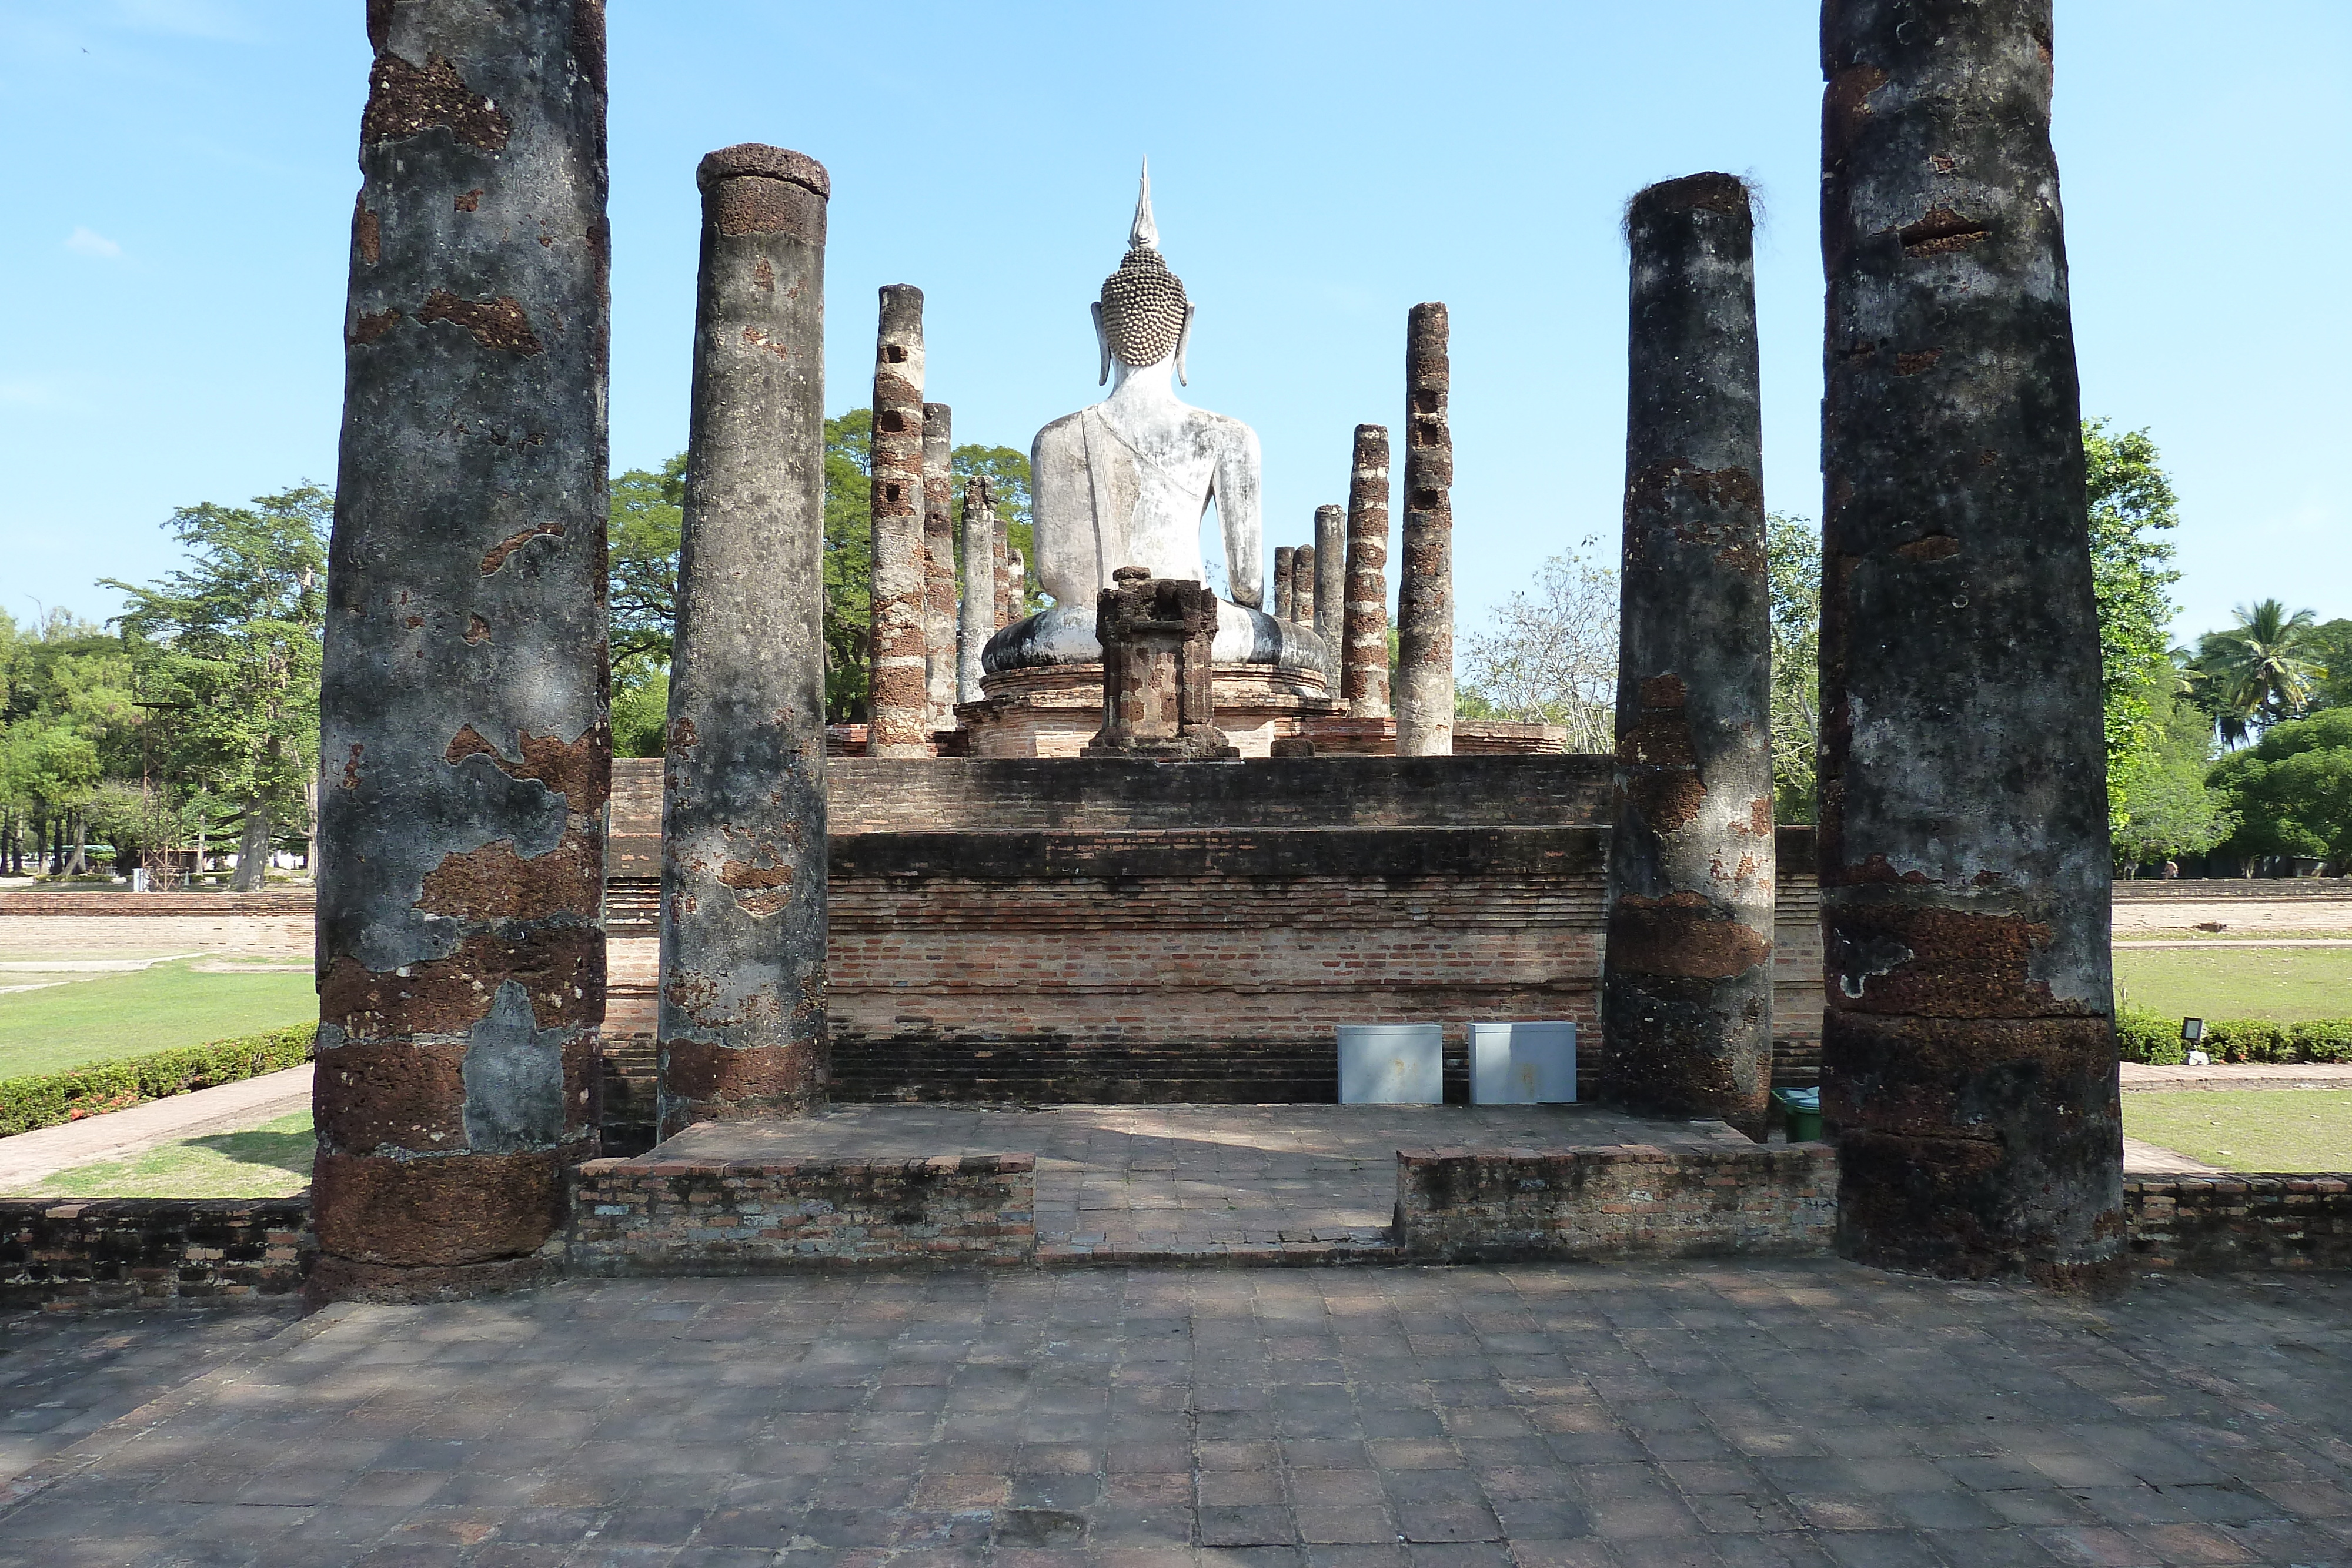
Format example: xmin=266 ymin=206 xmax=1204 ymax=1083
xmin=1314 ymin=504 xmax=1345 ymax=650
xmin=922 ymin=402 xmax=957 ymax=732
xmin=1293 ymin=544 xmax=1317 ymax=631
xmin=654 ymin=144 xmax=830 ymax=1141
xmin=1272 ymin=546 xmax=1297 ymax=623
xmin=1820 ymin=0 xmax=2120 ymax=1283
xmin=866 ymin=286 xmax=928 ymax=756
xmin=314 ymin=0 xmax=608 ymax=1302
xmin=1004 ymin=547 xmax=1027 ymax=625
xmin=1396 ymin=303 xmax=1454 ymax=755
xmin=1343 ymin=424 xmax=1392 ymax=718
xmin=957 ymin=476 xmax=996 ymax=703
xmin=1601 ymin=172 xmax=1774 ymax=1139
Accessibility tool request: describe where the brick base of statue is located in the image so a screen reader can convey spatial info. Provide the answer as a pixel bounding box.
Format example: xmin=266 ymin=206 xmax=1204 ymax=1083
xmin=1081 ymin=568 xmax=1240 ymax=761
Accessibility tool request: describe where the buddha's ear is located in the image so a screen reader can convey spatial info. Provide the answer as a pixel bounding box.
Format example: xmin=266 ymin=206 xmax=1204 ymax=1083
xmin=1091 ymin=302 xmax=1110 ymax=386
xmin=1176 ymin=302 xmax=1196 ymax=387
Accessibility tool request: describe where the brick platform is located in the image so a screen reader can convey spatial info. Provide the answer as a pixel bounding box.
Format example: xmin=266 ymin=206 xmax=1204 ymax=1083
xmin=1396 ymin=1142 xmax=1838 ymax=1263
xmin=577 ymin=1104 xmax=1784 ymax=1271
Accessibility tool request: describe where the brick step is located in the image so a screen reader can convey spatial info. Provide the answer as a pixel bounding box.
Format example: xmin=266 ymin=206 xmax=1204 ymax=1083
xmin=606 ymin=876 xmax=660 ymax=932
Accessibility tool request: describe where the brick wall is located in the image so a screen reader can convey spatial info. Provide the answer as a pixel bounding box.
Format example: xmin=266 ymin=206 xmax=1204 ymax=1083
xmin=566 ymin=1155 xmax=1035 ymax=1272
xmin=2125 ymin=1176 xmax=2352 ymax=1272
xmin=603 ymin=758 xmax=1828 ymax=1111
xmin=1 ymin=1198 xmax=312 ymax=1310
xmin=2110 ymin=881 xmax=2352 ymax=902
xmin=1395 ymin=1144 xmax=1838 ymax=1262
xmin=0 ymin=891 xmax=317 ymax=916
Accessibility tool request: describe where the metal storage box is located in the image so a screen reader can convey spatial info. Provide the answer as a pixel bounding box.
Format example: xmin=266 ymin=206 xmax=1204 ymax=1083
xmin=1467 ymin=1021 xmax=1578 ymax=1105
xmin=1336 ymin=1024 xmax=1444 ymax=1105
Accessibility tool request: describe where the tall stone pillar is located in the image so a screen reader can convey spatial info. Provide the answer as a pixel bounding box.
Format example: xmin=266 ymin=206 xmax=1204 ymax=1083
xmin=654 ymin=144 xmax=831 ymax=1141
xmin=1343 ymin=425 xmax=1392 ymax=719
xmin=1272 ymin=546 xmax=1297 ymax=623
xmin=866 ymin=286 xmax=928 ymax=757
xmin=922 ymin=402 xmax=957 ymax=732
xmin=1005 ymin=547 xmax=1027 ymax=626
xmin=1601 ymin=173 xmax=1774 ymax=1139
xmin=957 ymin=476 xmax=996 ymax=703
xmin=1314 ymin=505 xmax=1345 ymax=650
xmin=1396 ymin=303 xmax=1454 ymax=755
xmin=994 ymin=517 xmax=1014 ymax=629
xmin=1293 ymin=545 xmax=1317 ymax=630
xmin=1820 ymin=0 xmax=2120 ymax=1283
xmin=313 ymin=0 xmax=608 ymax=1302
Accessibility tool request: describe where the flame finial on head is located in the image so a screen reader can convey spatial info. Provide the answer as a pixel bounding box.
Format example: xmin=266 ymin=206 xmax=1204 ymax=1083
xmin=1131 ymin=157 xmax=1158 ymax=252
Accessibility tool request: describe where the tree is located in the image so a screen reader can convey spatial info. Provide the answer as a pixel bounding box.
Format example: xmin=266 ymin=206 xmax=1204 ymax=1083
xmin=2191 ymin=599 xmax=2327 ymax=745
xmin=104 ymin=486 xmax=328 ymax=890
xmin=2084 ymin=421 xmax=2184 ymax=800
xmin=2303 ymin=617 xmax=2352 ymax=713
xmin=1766 ymin=513 xmax=1821 ymax=824
xmin=2207 ymin=707 xmax=2352 ymax=872
xmin=1455 ymin=539 xmax=1616 ymax=753
xmin=2110 ymin=667 xmax=2234 ymax=872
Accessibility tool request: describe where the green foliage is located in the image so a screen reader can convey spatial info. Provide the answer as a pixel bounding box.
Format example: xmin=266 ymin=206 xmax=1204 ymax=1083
xmin=2083 ymin=422 xmax=2182 ymax=807
xmin=2304 ymin=617 xmax=2352 ymax=713
xmin=2111 ymin=670 xmax=2234 ymax=870
xmin=612 ymin=666 xmax=670 ymax=759
xmin=0 ymin=1022 xmax=315 ymax=1137
xmin=2115 ymin=1007 xmax=2184 ymax=1065
xmin=823 ymin=410 xmax=875 ymax=723
xmin=1766 ymin=513 xmax=1820 ymax=824
xmin=2115 ymin=1008 xmax=2352 ymax=1066
xmin=2207 ymin=707 xmax=2352 ymax=865
xmin=2190 ymin=599 xmax=2328 ymax=745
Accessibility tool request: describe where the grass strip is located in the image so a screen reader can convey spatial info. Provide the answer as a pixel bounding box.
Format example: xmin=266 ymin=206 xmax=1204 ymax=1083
xmin=2124 ymin=1091 xmax=2352 ymax=1174
xmin=4 ymin=1110 xmax=315 ymax=1199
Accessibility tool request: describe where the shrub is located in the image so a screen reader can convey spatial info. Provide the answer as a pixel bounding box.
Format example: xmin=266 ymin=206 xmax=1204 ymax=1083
xmin=2116 ymin=1007 xmax=2184 ymax=1065
xmin=0 ymin=1024 xmax=316 ymax=1138
xmin=2205 ymin=1018 xmax=2292 ymax=1064
xmin=2293 ymin=1019 xmax=2352 ymax=1064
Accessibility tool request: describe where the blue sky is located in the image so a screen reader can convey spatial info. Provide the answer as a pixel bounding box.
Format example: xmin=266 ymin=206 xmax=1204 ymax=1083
xmin=3 ymin=1 xmax=2347 ymax=651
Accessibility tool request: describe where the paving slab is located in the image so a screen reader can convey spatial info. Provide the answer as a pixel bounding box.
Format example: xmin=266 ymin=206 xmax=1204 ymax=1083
xmin=646 ymin=1105 xmax=1753 ymax=1261
xmin=2 ymin=1261 xmax=2349 ymax=1565
xmin=2123 ymin=1062 xmax=2352 ymax=1093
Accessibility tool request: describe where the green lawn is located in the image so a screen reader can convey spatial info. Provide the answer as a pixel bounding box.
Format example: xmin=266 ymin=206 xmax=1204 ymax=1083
xmin=2112 ymin=945 xmax=2352 ymax=1024
xmin=0 ymin=960 xmax=316 ymax=1078
xmin=2125 ymin=1091 xmax=2352 ymax=1174
xmin=5 ymin=1109 xmax=313 ymax=1198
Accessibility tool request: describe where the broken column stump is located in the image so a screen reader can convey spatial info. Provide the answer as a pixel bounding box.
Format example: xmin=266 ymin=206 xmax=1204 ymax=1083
xmin=1396 ymin=303 xmax=1455 ymax=755
xmin=866 ymin=285 xmax=928 ymax=757
xmin=923 ymin=402 xmax=957 ymax=733
xmin=313 ymin=0 xmax=610 ymax=1302
xmin=1082 ymin=567 xmax=1238 ymax=761
xmin=1602 ymin=173 xmax=1774 ymax=1140
xmin=1343 ymin=424 xmax=1392 ymax=719
xmin=1819 ymin=0 xmax=2122 ymax=1283
xmin=655 ymin=143 xmax=831 ymax=1141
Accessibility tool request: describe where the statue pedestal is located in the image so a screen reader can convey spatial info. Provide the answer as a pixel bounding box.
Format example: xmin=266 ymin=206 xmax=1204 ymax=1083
xmin=959 ymin=663 xmax=1337 ymax=759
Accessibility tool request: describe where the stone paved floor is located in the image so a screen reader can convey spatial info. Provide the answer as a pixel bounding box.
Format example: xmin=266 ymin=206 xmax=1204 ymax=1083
xmin=649 ymin=1106 xmax=1750 ymax=1259
xmin=2 ymin=1261 xmax=2349 ymax=1566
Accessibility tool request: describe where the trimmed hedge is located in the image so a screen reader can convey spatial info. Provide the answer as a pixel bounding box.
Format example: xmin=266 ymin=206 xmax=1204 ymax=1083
xmin=0 ymin=1024 xmax=316 ymax=1137
xmin=2118 ymin=1007 xmax=2352 ymax=1066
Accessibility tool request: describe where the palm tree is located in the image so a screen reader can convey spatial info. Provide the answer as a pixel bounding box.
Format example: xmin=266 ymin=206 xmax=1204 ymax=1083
xmin=2193 ymin=600 xmax=2326 ymax=744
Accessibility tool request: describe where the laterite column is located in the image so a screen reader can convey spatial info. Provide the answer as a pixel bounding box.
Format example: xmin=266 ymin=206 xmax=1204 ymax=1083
xmin=1343 ymin=424 xmax=1392 ymax=718
xmin=1396 ymin=303 xmax=1455 ymax=755
xmin=1273 ymin=546 xmax=1297 ymax=623
xmin=1820 ymin=0 xmax=2120 ymax=1282
xmin=314 ymin=0 xmax=609 ymax=1301
xmin=957 ymin=476 xmax=995 ymax=703
xmin=655 ymin=145 xmax=831 ymax=1139
xmin=867 ymin=286 xmax=928 ymax=755
xmin=1293 ymin=545 xmax=1317 ymax=630
xmin=922 ymin=402 xmax=957 ymax=732
xmin=1602 ymin=173 xmax=1774 ymax=1138
xmin=1314 ymin=504 xmax=1345 ymax=650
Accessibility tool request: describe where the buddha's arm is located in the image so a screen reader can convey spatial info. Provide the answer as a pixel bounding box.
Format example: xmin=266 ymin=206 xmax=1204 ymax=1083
xmin=1211 ymin=423 xmax=1265 ymax=609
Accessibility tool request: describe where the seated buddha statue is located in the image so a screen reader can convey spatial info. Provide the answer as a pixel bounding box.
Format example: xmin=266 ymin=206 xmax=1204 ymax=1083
xmin=987 ymin=166 xmax=1327 ymax=676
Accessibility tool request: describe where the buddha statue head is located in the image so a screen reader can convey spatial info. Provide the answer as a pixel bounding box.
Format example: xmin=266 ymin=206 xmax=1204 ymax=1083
xmin=1093 ymin=162 xmax=1195 ymax=387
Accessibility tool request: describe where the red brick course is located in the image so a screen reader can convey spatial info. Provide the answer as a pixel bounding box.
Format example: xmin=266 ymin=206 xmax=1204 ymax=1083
xmin=1 ymin=1199 xmax=312 ymax=1310
xmin=2125 ymin=1176 xmax=2352 ymax=1272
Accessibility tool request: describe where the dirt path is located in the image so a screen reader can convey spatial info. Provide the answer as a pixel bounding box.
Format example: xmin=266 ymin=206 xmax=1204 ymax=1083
xmin=0 ymin=1065 xmax=312 ymax=1191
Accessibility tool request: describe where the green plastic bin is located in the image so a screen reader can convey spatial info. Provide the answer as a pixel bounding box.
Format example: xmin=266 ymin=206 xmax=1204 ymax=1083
xmin=1772 ymin=1087 xmax=1823 ymax=1143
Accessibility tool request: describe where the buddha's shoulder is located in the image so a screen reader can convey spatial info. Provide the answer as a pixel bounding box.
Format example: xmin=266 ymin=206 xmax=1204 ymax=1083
xmin=1184 ymin=408 xmax=1258 ymax=447
xmin=1033 ymin=409 xmax=1090 ymax=449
